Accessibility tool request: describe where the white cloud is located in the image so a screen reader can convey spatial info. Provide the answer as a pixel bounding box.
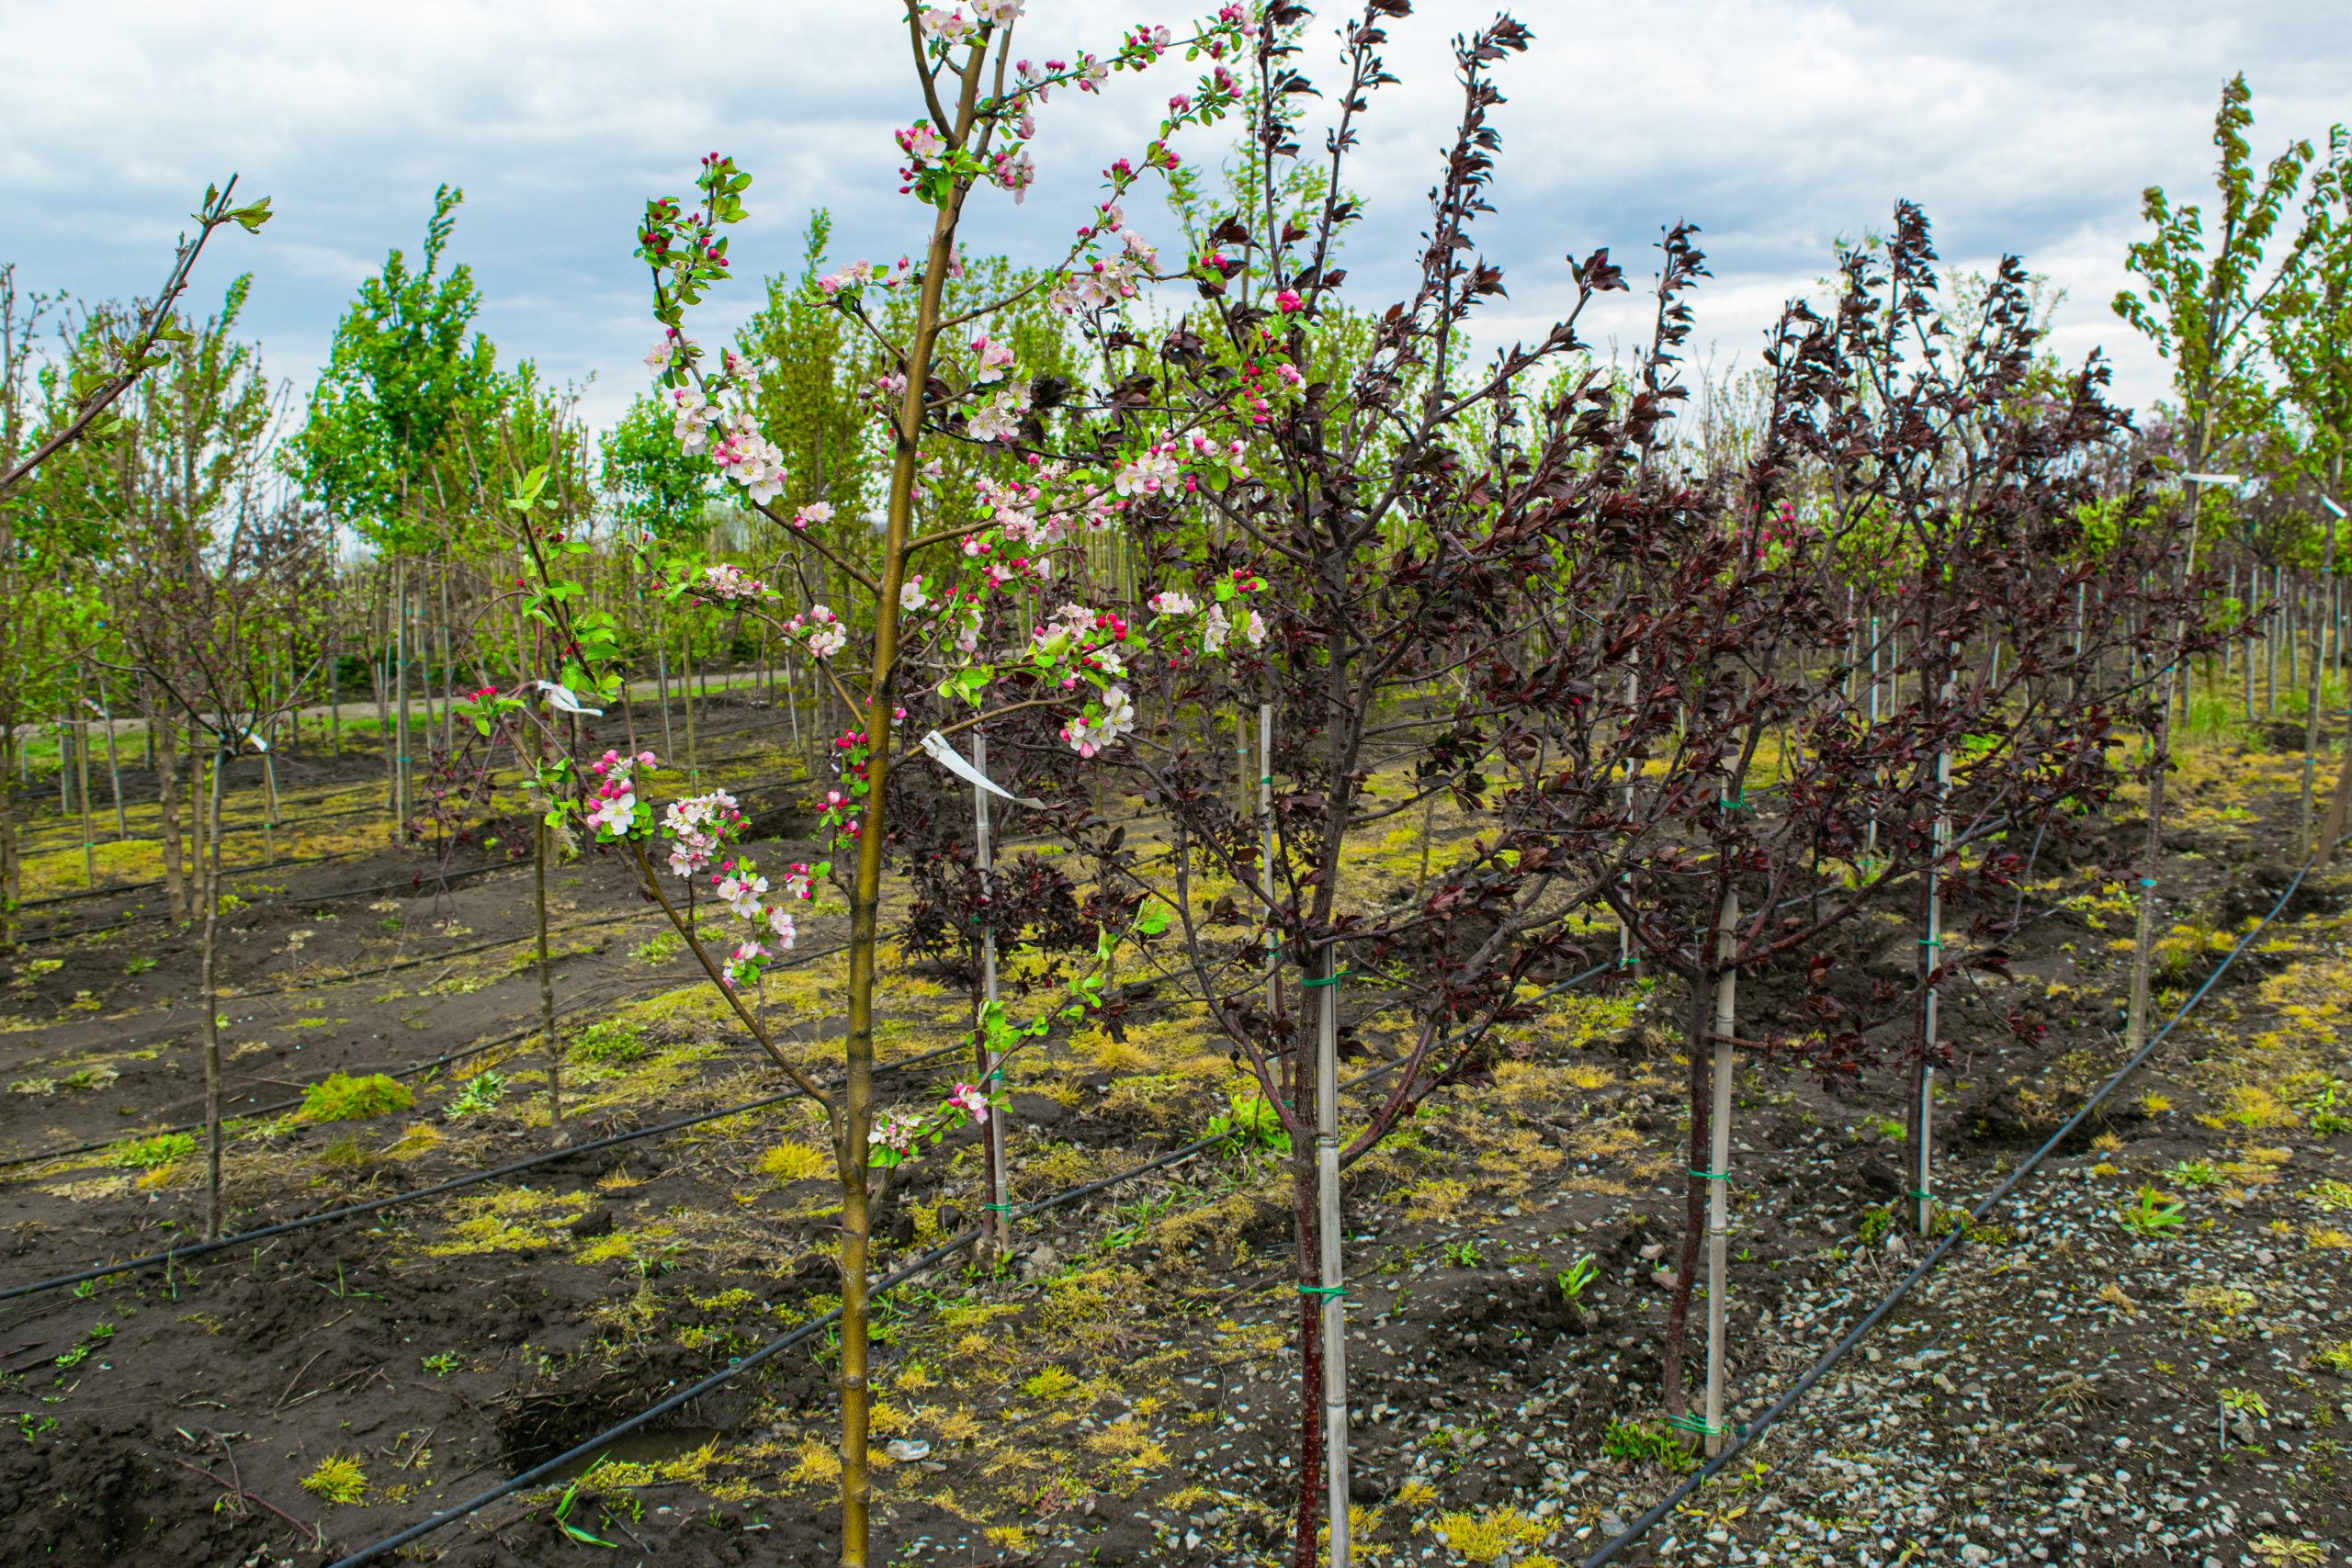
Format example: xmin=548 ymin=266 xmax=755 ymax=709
xmin=1 ymin=0 xmax=2344 ymax=436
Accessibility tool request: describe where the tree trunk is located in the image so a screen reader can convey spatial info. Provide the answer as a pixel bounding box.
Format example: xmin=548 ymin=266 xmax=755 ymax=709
xmin=2303 ymin=525 xmax=2338 ymax=860
xmin=536 ymin=814 xmax=565 ymax=1140
xmin=1289 ymin=1144 xmax=1328 ymax=1568
xmin=1701 ymin=893 xmax=1738 ymax=1456
xmin=1660 ymin=959 xmax=1713 ymax=1427
xmin=199 ymin=744 xmax=228 ymax=1239
xmin=156 ymin=695 xmax=187 ymax=922
xmin=0 ymin=727 xmax=18 ymax=934
xmin=2126 ymin=436 xmax=2210 ymax=1055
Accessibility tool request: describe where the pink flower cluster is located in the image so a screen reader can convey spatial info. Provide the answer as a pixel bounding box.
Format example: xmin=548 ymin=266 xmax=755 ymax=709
xmin=783 ymin=604 xmax=848 ymax=660
xmin=869 ymin=1107 xmax=923 ymax=1157
xmin=660 ymin=789 xmax=742 ymax=877
xmin=584 ymin=750 xmax=658 ymax=837
xmin=815 ymin=257 xmax=913 ymax=296
xmin=695 ymin=563 xmax=772 ymax=603
xmin=1028 ymin=603 xmax=1130 ymax=685
xmin=650 ymin=789 xmax=812 ymax=987
xmin=665 ymin=384 xmax=787 ymax=504
xmin=1060 ymin=685 xmax=1136 ymax=758
xmin=708 ymin=854 xmax=803 ymax=986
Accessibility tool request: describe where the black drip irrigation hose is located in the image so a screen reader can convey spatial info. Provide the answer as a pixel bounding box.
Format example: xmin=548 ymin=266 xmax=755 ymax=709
xmin=316 ymin=963 xmax=1629 ymax=1567
xmin=321 ymin=1226 xmax=986 ymax=1568
xmin=14 ymin=857 xmax=523 ymax=946
xmin=321 ymin=837 xmax=2291 ymax=1568
xmin=0 ymin=1029 xmax=968 ymax=1308
xmin=10 ymin=848 xmax=372 ymax=910
xmin=1575 ymin=851 xmax=2323 ymax=1568
xmin=0 ymin=925 xmax=883 ymax=1173
xmin=15 ymin=798 xmax=390 ymax=859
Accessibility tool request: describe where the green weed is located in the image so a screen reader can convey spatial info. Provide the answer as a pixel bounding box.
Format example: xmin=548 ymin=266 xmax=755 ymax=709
xmin=299 ymin=1072 xmax=414 ymax=1122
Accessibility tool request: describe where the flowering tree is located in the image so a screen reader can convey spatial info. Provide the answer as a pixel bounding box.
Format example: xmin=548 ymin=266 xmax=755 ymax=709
xmin=462 ymin=8 xmax=1262 ymax=1563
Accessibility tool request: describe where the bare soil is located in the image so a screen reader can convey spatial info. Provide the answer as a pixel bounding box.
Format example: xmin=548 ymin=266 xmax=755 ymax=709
xmin=1 ymin=727 xmax=2345 ymax=1567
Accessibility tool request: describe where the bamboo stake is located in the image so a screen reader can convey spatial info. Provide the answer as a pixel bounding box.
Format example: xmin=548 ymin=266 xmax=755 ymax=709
xmin=1914 ymin=651 xmax=1954 ymax=1235
xmin=198 ymin=739 xmax=228 ymax=1239
xmin=1702 ymin=888 xmax=1738 ymax=1458
xmin=2302 ymin=513 xmax=2339 ymax=859
xmin=393 ymin=559 xmax=412 ymax=826
xmin=72 ymin=674 xmax=95 ymax=888
xmin=1313 ymin=937 xmax=1351 ymax=1563
xmin=95 ymin=669 xmax=126 ymax=840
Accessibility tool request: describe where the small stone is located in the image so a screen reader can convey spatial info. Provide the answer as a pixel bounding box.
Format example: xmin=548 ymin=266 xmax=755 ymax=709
xmin=885 ymin=1438 xmax=931 ymax=1461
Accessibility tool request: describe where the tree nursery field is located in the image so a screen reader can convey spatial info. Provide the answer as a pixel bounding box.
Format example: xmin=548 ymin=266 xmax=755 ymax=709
xmin=2 ymin=5 xmax=2350 ymax=1568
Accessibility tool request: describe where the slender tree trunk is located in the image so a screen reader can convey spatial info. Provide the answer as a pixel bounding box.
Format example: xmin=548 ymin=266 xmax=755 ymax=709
xmin=825 ymin=48 xmax=987 ymax=1565
xmin=2127 ymin=438 xmax=2210 ymax=1055
xmin=1701 ymin=893 xmax=1738 ymax=1457
xmin=971 ymin=733 xmax=1009 ymax=1267
xmin=2302 ymin=514 xmax=2338 ymax=860
xmin=1660 ymin=956 xmax=1714 ymax=1425
xmin=1309 ymin=940 xmax=1350 ymax=1561
xmin=72 ymin=669 xmax=95 ymax=888
xmin=199 ymin=744 xmax=228 ymax=1239
xmin=96 ymin=671 xmax=126 ymax=840
xmin=536 ymin=813 xmax=564 ymax=1140
xmin=155 ymin=695 xmax=187 ymax=922
xmin=0 ymin=727 xmax=18 ymax=934
xmin=1290 ymin=1136 xmax=1327 ymax=1568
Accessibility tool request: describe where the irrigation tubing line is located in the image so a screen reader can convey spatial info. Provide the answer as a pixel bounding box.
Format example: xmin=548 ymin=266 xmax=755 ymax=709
xmin=220 ymin=907 xmax=649 ymax=1002
xmin=0 ymin=925 xmax=888 ymax=1174
xmin=11 ymin=848 xmax=372 ymax=910
xmin=187 ymin=851 xmax=2165 ymax=1566
xmin=17 ymin=858 xmax=522 ymax=945
xmin=1574 ymin=851 xmax=2322 ymax=1568
xmin=14 ymin=796 xmax=2273 ymax=1554
xmin=15 ymin=799 xmax=389 ymax=857
xmin=318 ymin=960 xmax=1637 ymax=1566
xmin=0 ymin=1031 xmax=969 ymax=1309
xmin=319 ymin=1225 xmax=986 ymax=1568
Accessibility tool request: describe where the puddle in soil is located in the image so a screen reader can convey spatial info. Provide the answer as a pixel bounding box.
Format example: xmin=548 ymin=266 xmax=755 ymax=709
xmin=541 ymin=1426 xmax=728 ymax=1484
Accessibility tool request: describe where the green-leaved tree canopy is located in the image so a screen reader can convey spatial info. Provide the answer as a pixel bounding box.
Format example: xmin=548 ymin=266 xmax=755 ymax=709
xmin=292 ymin=185 xmax=507 ymax=549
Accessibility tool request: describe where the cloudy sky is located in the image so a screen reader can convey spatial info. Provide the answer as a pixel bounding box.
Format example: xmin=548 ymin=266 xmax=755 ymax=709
xmin=3 ymin=0 xmax=2345 ymax=435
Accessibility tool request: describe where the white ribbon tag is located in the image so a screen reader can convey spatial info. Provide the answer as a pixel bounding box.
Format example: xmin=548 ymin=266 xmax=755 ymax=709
xmin=2323 ymin=495 xmax=2346 ymax=520
xmin=921 ymin=730 xmax=1046 ymax=807
xmin=535 ymin=680 xmax=605 ymax=716
xmin=2184 ymin=471 xmax=2245 ymax=486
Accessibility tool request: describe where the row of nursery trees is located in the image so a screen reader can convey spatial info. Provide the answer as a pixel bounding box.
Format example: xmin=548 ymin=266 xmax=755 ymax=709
xmin=5 ymin=6 xmax=2352 ymax=1567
